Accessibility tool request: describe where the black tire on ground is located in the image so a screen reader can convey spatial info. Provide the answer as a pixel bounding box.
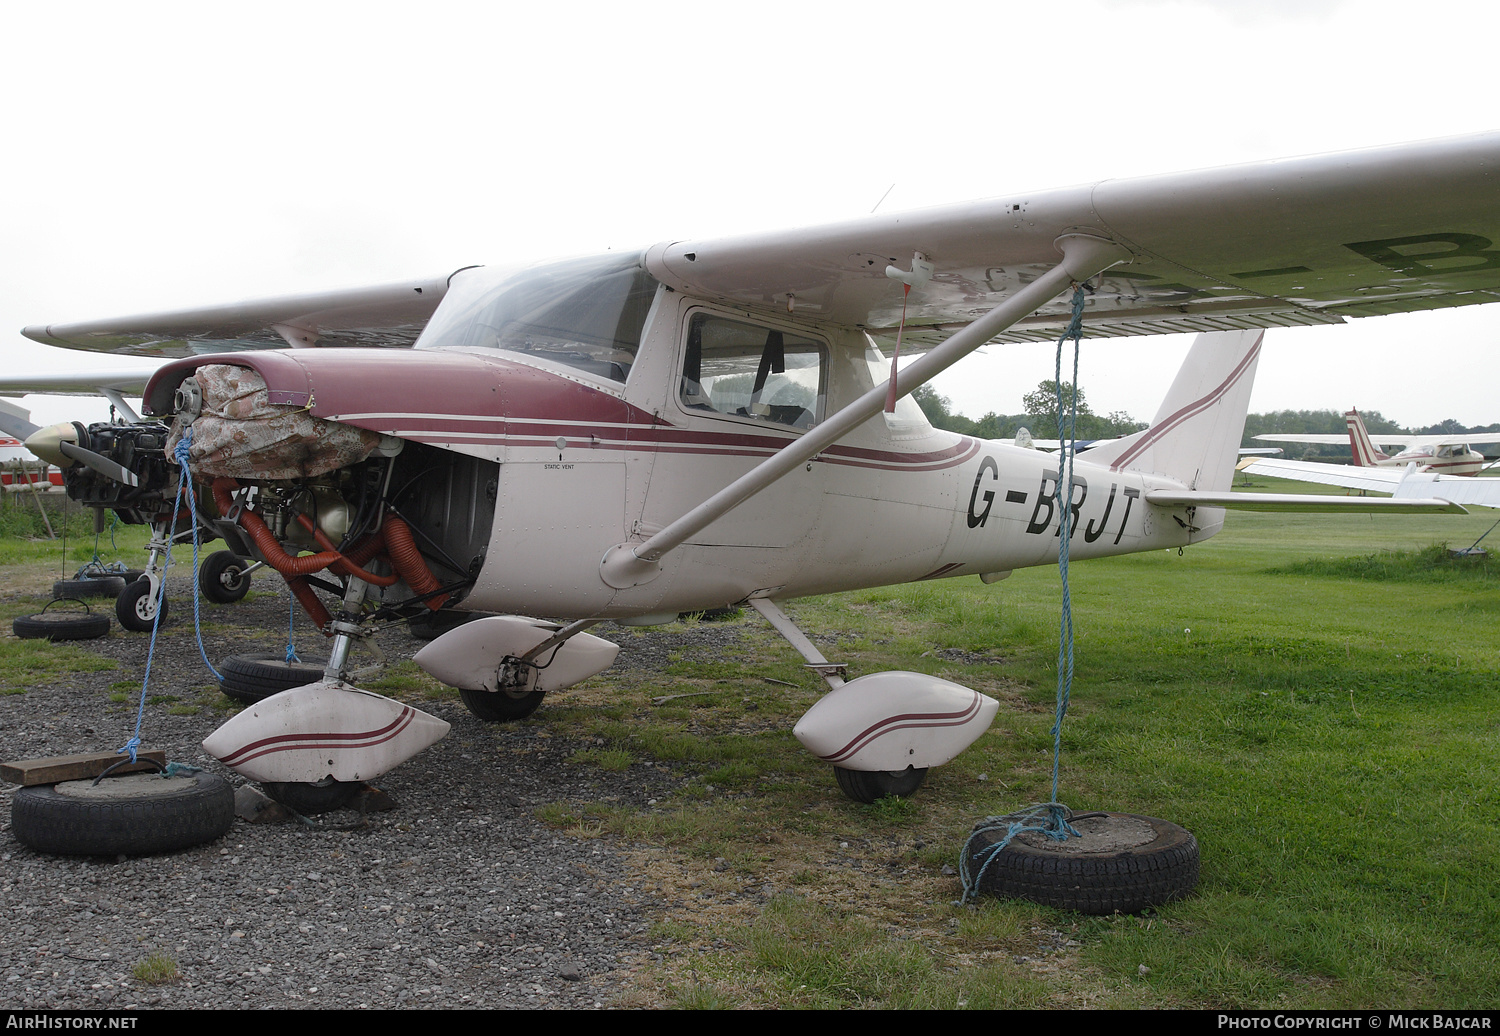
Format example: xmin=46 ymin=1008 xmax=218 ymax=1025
xmin=261 ymin=779 xmax=360 ymax=815
xmin=115 ymin=579 xmax=168 ymax=633
xmin=218 ymin=653 xmax=328 ymax=705
xmin=13 ymin=607 xmax=111 ymax=641
xmin=123 ymin=569 xmax=146 ymax=584
xmin=459 ymin=687 xmax=544 ymax=722
xmin=199 ymin=551 xmax=251 ymax=604
xmin=10 ymin=771 xmax=235 ymax=856
xmin=963 ymin=812 xmax=1200 ymax=915
xmin=53 ymin=576 xmax=127 ymax=599
xmin=834 ymin=765 xmax=929 ymax=803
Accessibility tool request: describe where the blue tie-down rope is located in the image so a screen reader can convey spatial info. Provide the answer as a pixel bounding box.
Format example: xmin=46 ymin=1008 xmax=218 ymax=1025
xmin=958 ymin=803 xmax=1083 ymax=904
xmin=118 ymin=427 xmax=221 ymax=764
xmin=958 ymin=286 xmax=1089 ymax=905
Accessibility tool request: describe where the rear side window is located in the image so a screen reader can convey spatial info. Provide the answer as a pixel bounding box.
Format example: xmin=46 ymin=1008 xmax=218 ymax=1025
xmin=679 ymin=313 xmax=825 ymax=429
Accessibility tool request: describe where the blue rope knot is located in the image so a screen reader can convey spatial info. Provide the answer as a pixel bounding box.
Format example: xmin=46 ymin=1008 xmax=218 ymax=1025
xmin=286 ymin=594 xmax=301 ymax=663
xmin=958 ymin=803 xmax=1082 ymax=904
xmin=117 ymin=736 xmax=142 ymax=765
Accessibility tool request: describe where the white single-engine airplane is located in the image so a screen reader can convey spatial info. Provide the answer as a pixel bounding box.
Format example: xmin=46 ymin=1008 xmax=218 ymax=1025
xmin=1256 ymin=408 xmax=1500 ymax=475
xmin=10 ymin=132 xmax=1500 ymax=808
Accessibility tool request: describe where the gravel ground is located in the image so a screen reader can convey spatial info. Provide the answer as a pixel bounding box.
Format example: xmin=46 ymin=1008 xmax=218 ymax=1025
xmin=0 ymin=574 xmax=751 ymax=1010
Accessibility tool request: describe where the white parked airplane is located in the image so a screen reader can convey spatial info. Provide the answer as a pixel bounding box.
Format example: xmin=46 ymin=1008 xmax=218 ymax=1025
xmin=1240 ymin=454 xmax=1500 ymax=512
xmin=8 ymin=131 xmax=1500 ymax=806
xmin=1256 ymin=408 xmax=1500 ymax=476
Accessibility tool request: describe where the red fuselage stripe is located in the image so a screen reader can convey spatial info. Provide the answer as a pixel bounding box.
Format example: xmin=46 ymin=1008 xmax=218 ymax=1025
xmin=1109 ymin=333 xmax=1263 ymax=472
xmin=217 ymin=708 xmax=416 ymax=766
xmin=820 ymin=693 xmax=983 ymax=762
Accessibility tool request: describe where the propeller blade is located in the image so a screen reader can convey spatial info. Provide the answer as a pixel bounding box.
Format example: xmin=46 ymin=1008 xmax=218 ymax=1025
xmin=58 ymin=440 xmax=139 ymax=487
xmin=0 ymin=399 xmax=38 ymax=440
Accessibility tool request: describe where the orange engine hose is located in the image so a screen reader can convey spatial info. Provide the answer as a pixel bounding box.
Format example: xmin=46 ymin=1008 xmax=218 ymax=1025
xmin=383 ymin=515 xmax=449 ymax=611
xmin=287 ymin=575 xmax=332 ymax=633
xmin=212 ymin=478 xmax=344 ymax=576
xmin=212 ymin=477 xmax=448 ymax=615
xmin=294 ymin=514 xmax=398 ymax=586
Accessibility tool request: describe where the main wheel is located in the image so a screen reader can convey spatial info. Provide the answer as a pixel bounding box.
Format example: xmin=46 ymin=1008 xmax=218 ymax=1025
xmin=261 ymin=779 xmax=360 ymax=815
xmin=459 ymin=687 xmax=544 ymax=722
xmin=218 ymin=653 xmax=327 ymax=705
xmin=199 ymin=551 xmax=251 ymax=604
xmin=833 ymin=765 xmax=929 ymax=803
xmin=11 ymin=771 xmax=235 ymax=856
xmin=116 ymin=579 xmax=168 ymax=633
xmin=963 ymin=812 xmax=1200 ymax=915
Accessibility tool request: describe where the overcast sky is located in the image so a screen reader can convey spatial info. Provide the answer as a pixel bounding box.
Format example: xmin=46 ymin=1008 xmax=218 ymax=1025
xmin=3 ymin=0 xmax=1497 ymax=430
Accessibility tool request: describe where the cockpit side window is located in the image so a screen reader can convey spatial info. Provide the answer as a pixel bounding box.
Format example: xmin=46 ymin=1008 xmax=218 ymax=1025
xmin=679 ymin=313 xmax=826 ymax=429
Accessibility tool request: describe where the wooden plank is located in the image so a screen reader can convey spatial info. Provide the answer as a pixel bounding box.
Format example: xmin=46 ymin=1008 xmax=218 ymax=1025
xmin=0 ymin=750 xmax=169 ymax=786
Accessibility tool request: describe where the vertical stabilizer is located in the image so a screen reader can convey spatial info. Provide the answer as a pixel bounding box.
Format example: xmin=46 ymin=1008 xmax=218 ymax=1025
xmin=1081 ymin=329 xmax=1264 ymax=491
xmin=1345 ymin=409 xmax=1387 ymax=466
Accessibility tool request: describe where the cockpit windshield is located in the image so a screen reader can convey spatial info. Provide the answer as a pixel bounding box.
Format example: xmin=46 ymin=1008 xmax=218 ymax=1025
xmin=415 ymin=253 xmax=659 ymax=383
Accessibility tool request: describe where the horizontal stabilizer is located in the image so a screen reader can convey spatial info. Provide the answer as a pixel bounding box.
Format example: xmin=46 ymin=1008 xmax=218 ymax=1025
xmin=1145 ymin=490 xmax=1466 ymax=514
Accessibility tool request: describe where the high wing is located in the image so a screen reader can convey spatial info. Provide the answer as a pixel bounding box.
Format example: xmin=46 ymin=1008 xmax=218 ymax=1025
xmin=15 ymin=134 xmax=1500 ymax=367
xmin=645 ymin=132 xmax=1500 ymax=345
xmin=1254 ymin=432 xmax=1500 ymax=448
xmin=1243 ymin=457 xmax=1500 ymax=509
xmin=21 ymin=274 xmax=460 ymax=358
xmin=0 ymin=368 xmax=163 ymax=397
xmin=0 ymin=367 xmax=167 ymax=425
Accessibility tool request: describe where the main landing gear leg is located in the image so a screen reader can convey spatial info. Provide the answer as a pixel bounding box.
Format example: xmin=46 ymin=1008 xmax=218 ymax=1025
xmin=749 ymin=598 xmax=929 ymax=802
xmin=748 ymin=597 xmax=846 ymax=689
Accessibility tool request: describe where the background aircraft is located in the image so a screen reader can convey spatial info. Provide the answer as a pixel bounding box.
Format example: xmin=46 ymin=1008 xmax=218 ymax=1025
xmin=1256 ymin=408 xmax=1500 ymax=475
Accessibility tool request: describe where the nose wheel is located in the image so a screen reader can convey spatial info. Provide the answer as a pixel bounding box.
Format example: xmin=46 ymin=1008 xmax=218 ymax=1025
xmin=116 ymin=576 xmax=168 ymax=633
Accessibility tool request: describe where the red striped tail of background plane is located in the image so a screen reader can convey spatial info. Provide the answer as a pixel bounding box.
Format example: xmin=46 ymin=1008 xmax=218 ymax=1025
xmin=1345 ymin=409 xmax=1388 ymax=467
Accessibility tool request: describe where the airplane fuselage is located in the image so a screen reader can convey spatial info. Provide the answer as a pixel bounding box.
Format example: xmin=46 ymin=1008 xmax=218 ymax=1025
xmin=1374 ymin=446 xmax=1487 ymax=476
xmin=412 ymin=284 xmax=1207 ymax=619
xmin=137 ymin=268 xmax=1215 ymax=625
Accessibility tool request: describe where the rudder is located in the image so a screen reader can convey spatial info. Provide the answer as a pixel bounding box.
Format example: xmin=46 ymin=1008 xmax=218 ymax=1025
xmin=1082 ymin=329 xmax=1264 ymax=492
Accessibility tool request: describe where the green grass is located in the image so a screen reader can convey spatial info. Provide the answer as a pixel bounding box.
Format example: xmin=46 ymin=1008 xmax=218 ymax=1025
xmin=6 ymin=479 xmax=1498 ymax=1008
xmin=131 ymin=952 xmax=179 ymax=985
xmin=0 ymin=505 xmax=152 ymax=567
xmin=0 ymin=632 xmax=118 ymax=694
xmin=562 ymin=478 xmax=1500 ymax=1008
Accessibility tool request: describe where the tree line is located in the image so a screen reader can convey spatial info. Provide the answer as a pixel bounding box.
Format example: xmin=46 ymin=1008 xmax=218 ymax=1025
xmin=914 ymin=382 xmax=1500 ymax=456
xmin=911 ymin=382 xmax=1146 ymax=442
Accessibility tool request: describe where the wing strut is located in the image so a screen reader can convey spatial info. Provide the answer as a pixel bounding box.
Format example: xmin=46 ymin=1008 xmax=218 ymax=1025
xmin=600 ymin=234 xmax=1132 ymax=588
xmin=749 ymin=598 xmax=846 ymax=689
